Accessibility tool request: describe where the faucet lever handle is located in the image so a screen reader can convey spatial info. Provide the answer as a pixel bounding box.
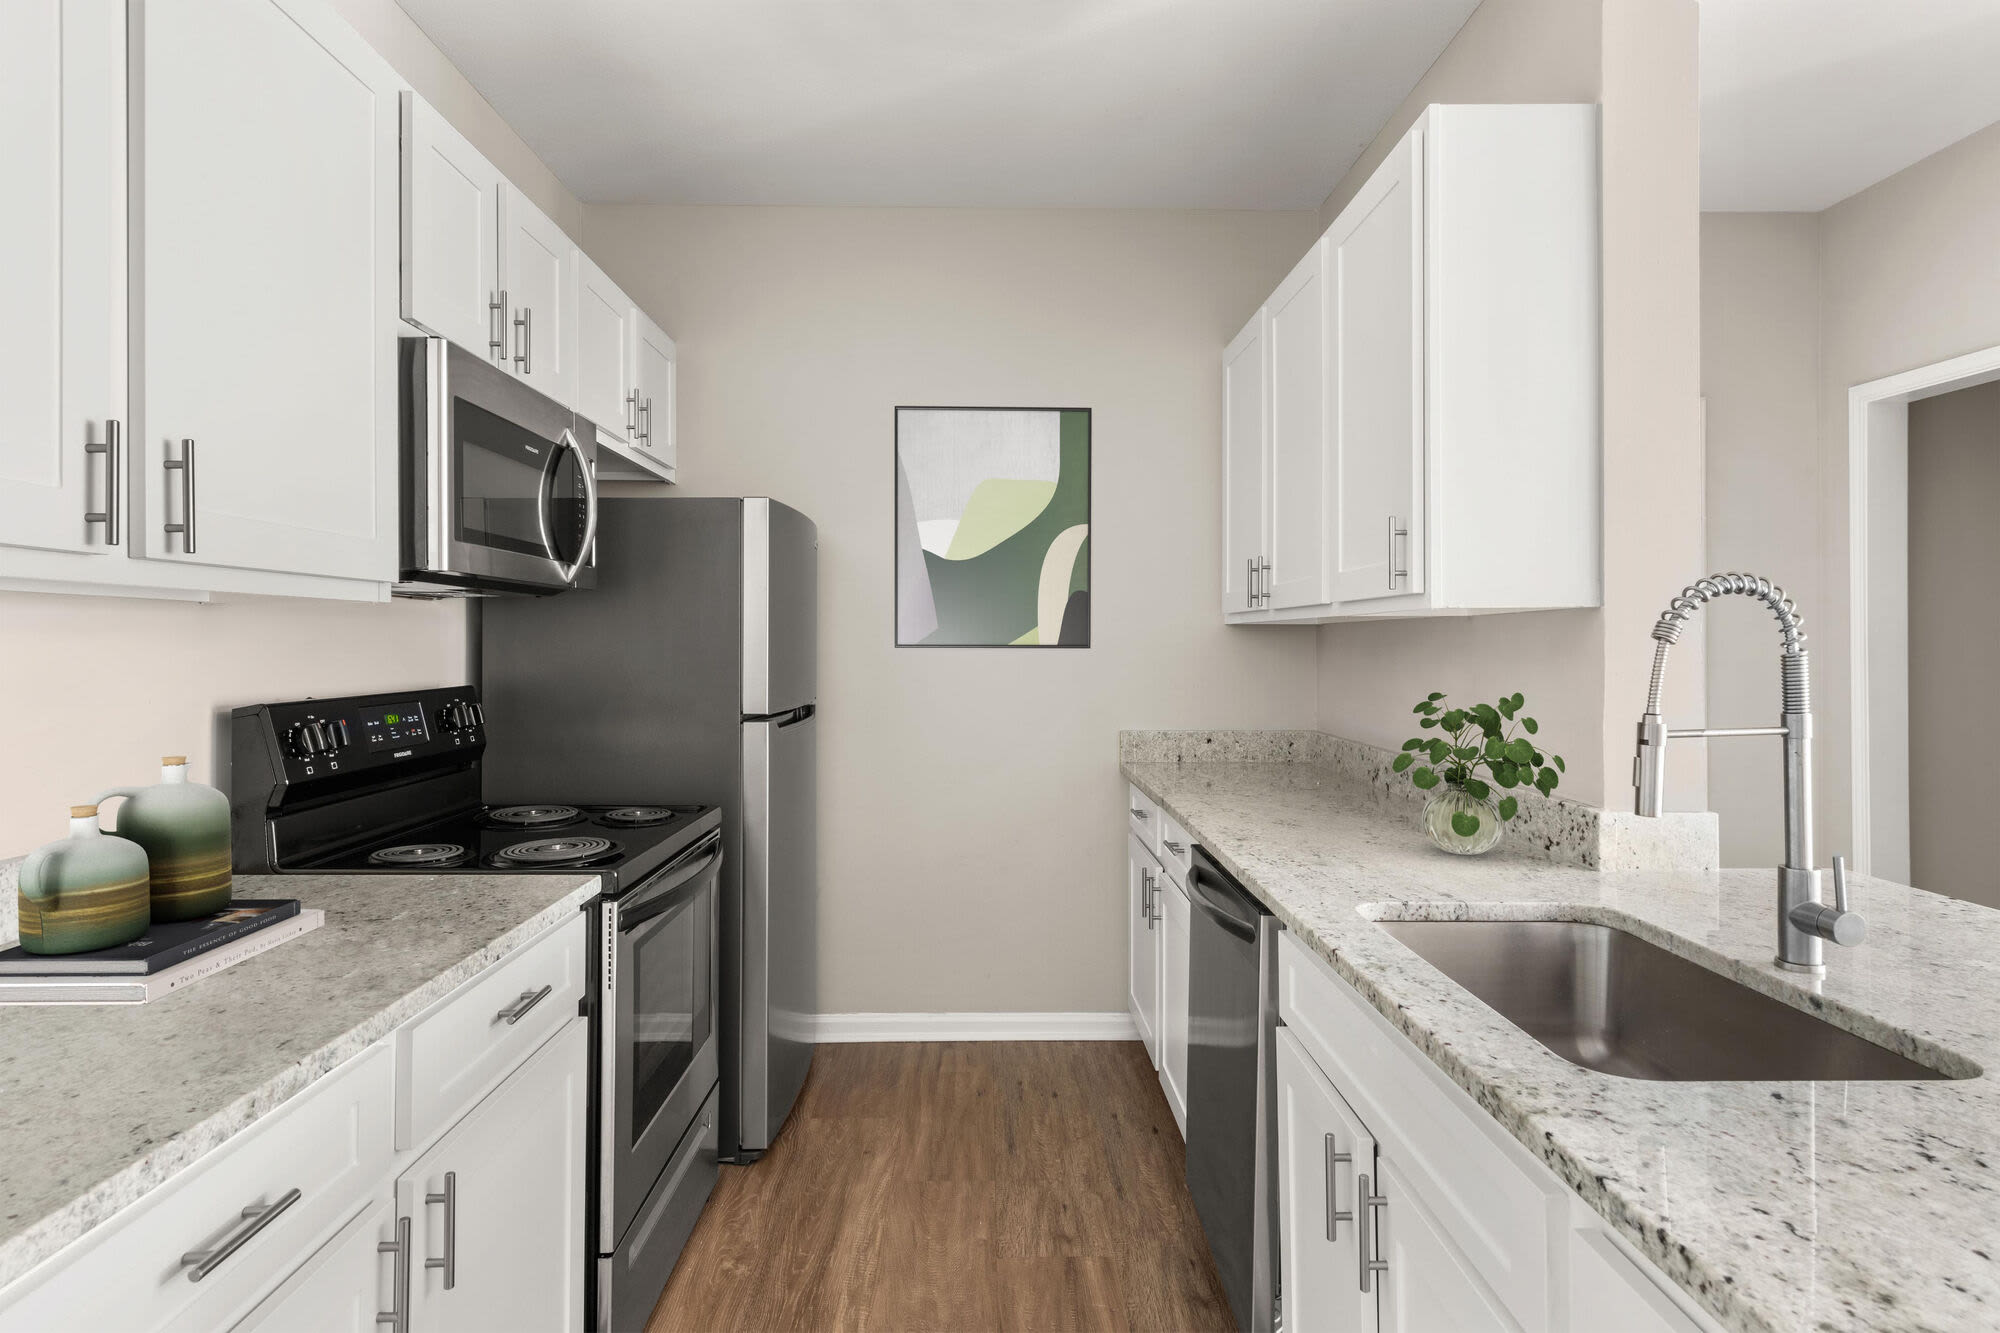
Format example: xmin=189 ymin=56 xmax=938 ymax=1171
xmin=1831 ymin=854 xmax=1850 ymax=913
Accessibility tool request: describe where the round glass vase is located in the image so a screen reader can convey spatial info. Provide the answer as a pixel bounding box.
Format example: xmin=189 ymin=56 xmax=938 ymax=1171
xmin=1423 ymin=784 xmax=1505 ymax=856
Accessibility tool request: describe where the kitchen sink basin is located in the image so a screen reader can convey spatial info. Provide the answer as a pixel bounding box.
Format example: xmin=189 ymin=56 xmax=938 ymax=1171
xmin=1375 ymin=918 xmax=1962 ymax=1081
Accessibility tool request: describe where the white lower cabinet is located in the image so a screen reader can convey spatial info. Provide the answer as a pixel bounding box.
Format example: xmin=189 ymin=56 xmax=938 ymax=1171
xmin=1275 ymin=934 xmax=1723 ymax=1333
xmin=1127 ymin=831 xmax=1162 ymax=1065
xmin=0 ymin=916 xmax=591 ymax=1333
xmin=1157 ymin=869 xmax=1191 ymax=1135
xmin=400 ymin=1017 xmax=588 ymax=1333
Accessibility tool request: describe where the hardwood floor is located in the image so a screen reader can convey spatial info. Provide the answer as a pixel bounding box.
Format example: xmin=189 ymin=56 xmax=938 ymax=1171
xmin=645 ymin=1042 xmax=1236 ymax=1333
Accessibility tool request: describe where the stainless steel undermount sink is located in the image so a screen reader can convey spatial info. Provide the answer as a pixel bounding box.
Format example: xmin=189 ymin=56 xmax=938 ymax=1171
xmin=1375 ymin=918 xmax=1968 ymax=1082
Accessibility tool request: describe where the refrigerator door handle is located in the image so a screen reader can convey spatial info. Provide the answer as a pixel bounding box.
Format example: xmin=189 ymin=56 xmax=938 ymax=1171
xmin=775 ymin=704 xmax=816 ymax=728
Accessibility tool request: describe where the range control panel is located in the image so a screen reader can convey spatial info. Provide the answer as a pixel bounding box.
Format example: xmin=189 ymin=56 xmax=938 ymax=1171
xmin=235 ymin=685 xmax=487 ymax=786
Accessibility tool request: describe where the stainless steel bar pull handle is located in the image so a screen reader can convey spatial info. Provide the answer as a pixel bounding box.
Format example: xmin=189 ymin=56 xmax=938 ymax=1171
xmin=495 ymin=984 xmax=553 ymax=1026
xmin=163 ymin=438 xmax=196 ymax=553
xmin=1387 ymin=516 xmax=1408 ymax=588
xmin=514 ymin=305 xmax=533 ymax=373
xmin=1259 ymin=557 xmax=1272 ymax=605
xmin=424 ymin=1171 xmax=457 ymax=1289
xmin=85 ymin=420 xmax=120 ymax=544
xmin=1358 ymin=1173 xmax=1388 ymax=1292
xmin=181 ymin=1187 xmax=302 ymax=1281
xmin=378 ymin=1215 xmax=411 ymax=1331
xmin=640 ymin=396 xmax=653 ymax=446
xmin=489 ymin=290 xmax=509 ymax=359
xmin=1323 ymin=1133 xmax=1352 ymax=1240
xmin=626 ymin=389 xmax=640 ymax=437
xmin=1129 ymin=807 xmax=1148 ymax=820
xmin=1163 ymin=839 xmax=1185 ymax=855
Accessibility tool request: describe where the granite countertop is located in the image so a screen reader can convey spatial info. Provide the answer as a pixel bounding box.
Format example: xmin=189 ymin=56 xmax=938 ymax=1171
xmin=0 ymin=871 xmax=598 ymax=1290
xmin=1122 ymin=756 xmax=2000 ymax=1333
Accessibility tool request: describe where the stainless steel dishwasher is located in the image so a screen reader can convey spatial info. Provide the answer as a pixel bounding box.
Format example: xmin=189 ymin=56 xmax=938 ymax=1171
xmin=1184 ymin=846 xmax=1279 ymax=1333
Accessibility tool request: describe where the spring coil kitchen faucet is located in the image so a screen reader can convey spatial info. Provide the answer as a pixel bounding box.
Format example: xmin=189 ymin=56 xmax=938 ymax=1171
xmin=1634 ymin=573 xmax=1865 ymax=972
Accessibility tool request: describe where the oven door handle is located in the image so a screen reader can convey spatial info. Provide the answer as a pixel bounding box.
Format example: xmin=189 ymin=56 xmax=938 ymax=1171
xmin=536 ymin=426 xmax=599 ymax=586
xmin=617 ymin=833 xmax=724 ymax=933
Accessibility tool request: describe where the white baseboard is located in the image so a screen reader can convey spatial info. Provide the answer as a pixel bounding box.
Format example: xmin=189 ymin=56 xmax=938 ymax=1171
xmin=809 ymin=1011 xmax=1139 ymax=1043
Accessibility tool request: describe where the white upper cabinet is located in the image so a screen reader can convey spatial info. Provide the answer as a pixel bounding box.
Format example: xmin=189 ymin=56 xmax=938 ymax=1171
xmin=1265 ymin=240 xmax=1331 ymax=610
xmin=1329 ymin=128 xmax=1423 ymax=605
xmin=499 ymin=183 xmax=579 ymax=410
xmin=401 ymin=92 xmax=503 ymax=359
xmin=1222 ymin=312 xmax=1267 ymax=615
xmin=0 ymin=0 xmax=124 ymax=558
xmin=577 ymin=254 xmax=638 ymax=444
xmin=632 ymin=310 xmax=679 ymax=476
xmin=1224 ymin=104 xmax=1600 ymax=624
xmin=136 ymin=0 xmax=401 ymax=583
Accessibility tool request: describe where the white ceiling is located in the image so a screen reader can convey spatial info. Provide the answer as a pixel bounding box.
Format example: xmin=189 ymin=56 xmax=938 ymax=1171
xmin=1701 ymin=0 xmax=2000 ymax=212
xmin=394 ymin=0 xmax=1480 ymax=210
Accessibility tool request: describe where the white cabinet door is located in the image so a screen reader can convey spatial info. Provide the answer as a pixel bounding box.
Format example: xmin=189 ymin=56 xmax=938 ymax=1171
xmin=499 ymin=183 xmax=578 ymax=409
xmin=1276 ymin=1029 xmax=1377 ymax=1333
xmin=1222 ymin=310 xmax=1267 ymax=614
xmin=401 ymin=1019 xmax=587 ymax=1333
xmin=633 ymin=310 xmax=678 ymax=473
xmin=1127 ymin=833 xmax=1161 ymax=1066
xmin=1329 ymin=124 xmax=1424 ymax=605
xmin=136 ymin=0 xmax=399 ymax=582
xmin=0 ymin=0 xmax=123 ymax=556
xmin=235 ymin=1198 xmax=398 ymax=1333
xmin=1264 ymin=240 xmax=1330 ymax=610
xmin=577 ymin=254 xmax=637 ymax=444
xmin=1158 ymin=874 xmax=1191 ymax=1136
xmin=1373 ymin=1154 xmax=1516 ymax=1333
xmin=401 ymin=91 xmax=503 ymax=359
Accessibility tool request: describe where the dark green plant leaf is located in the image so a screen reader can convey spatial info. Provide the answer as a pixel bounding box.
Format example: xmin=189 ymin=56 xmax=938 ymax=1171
xmin=1420 ymin=717 xmax=1437 ymax=729
xmin=1412 ymin=766 xmax=1440 ymax=790
xmin=1463 ymin=778 xmax=1491 ymax=800
xmin=1494 ymin=763 xmax=1519 ymax=788
xmin=1451 ymin=810 xmax=1480 ymax=838
xmin=1504 ymin=738 xmax=1536 ymax=765
xmin=1553 ymin=755 xmax=1566 ymax=772
xmin=1498 ymin=795 xmax=1519 ymax=821
xmin=1441 ymin=709 xmax=1466 ymax=732
xmin=1427 ymin=691 xmax=1445 ymax=702
xmin=1535 ymin=767 xmax=1559 ymax=794
xmin=1497 ymin=697 xmax=1516 ymax=720
xmin=1403 ymin=738 xmax=1425 ymax=751
xmin=1522 ymin=717 xmax=1539 ymax=735
xmin=1511 ymin=692 xmax=1525 ymax=710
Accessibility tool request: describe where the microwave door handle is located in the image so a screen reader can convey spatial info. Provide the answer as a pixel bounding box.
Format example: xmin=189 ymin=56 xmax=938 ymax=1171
xmin=539 ymin=427 xmax=599 ymax=585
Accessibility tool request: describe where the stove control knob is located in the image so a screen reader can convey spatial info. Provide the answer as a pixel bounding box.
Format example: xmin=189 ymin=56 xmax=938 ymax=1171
xmin=439 ymin=701 xmax=467 ymax=732
xmin=469 ymin=702 xmax=485 ymax=726
xmin=286 ymin=722 xmax=320 ymax=759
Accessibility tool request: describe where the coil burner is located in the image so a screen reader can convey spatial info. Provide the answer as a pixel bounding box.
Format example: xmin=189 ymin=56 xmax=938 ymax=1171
xmin=493 ymin=835 xmax=620 ymax=867
xmin=367 ymin=843 xmax=469 ymax=867
xmin=484 ymin=805 xmax=583 ymax=829
xmin=596 ymin=807 xmax=674 ymax=828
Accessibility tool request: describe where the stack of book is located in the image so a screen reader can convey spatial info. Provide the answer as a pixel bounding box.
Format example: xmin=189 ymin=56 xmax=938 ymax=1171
xmin=0 ymin=900 xmax=323 ymax=1004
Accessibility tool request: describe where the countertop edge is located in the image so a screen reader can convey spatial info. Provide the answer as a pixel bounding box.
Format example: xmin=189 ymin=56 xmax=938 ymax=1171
xmin=0 ymin=877 xmax=599 ymax=1293
xmin=1121 ymin=762 xmax=1767 ymax=1333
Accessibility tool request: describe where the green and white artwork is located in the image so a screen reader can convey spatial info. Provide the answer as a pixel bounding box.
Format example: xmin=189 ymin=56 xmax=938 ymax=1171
xmin=895 ymin=407 xmax=1090 ymax=647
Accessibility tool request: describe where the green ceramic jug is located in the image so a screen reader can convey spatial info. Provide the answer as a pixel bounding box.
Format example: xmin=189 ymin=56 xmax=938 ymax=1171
xmin=99 ymin=757 xmax=233 ymax=922
xmin=18 ymin=805 xmax=152 ymax=955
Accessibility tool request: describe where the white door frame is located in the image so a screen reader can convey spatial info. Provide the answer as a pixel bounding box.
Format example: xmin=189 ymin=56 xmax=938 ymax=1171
xmin=1847 ymin=342 xmax=2000 ymax=880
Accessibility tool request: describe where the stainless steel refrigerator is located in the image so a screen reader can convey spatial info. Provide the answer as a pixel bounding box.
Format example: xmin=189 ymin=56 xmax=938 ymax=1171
xmin=481 ymin=496 xmax=818 ymax=1162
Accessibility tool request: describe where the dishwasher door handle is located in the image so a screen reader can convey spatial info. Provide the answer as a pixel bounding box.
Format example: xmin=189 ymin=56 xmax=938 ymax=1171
xmin=1188 ymin=864 xmax=1258 ymax=942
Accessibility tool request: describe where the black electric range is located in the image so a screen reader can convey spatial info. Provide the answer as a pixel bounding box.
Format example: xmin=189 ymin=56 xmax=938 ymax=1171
xmin=228 ymin=685 xmax=718 ymax=895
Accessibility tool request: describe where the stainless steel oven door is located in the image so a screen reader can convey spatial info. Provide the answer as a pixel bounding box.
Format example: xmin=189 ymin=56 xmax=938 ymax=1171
xmin=599 ymin=831 xmax=722 ymax=1248
xmin=401 ymin=336 xmax=599 ymax=593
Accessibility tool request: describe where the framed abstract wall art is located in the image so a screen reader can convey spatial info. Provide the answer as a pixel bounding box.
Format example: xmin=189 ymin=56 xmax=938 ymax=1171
xmin=894 ymin=407 xmax=1090 ymax=647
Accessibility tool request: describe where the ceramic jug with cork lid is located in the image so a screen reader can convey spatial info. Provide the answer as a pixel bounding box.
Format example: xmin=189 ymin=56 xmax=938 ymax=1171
xmin=98 ymin=757 xmax=233 ymax=921
xmin=17 ymin=805 xmax=152 ymax=954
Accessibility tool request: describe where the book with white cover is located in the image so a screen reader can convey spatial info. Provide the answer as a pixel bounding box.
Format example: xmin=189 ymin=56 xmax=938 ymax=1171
xmin=0 ymin=910 xmax=324 ymax=1004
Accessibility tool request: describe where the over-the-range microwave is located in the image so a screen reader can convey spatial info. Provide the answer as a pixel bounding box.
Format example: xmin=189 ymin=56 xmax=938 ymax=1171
xmin=396 ymin=335 xmax=599 ymax=597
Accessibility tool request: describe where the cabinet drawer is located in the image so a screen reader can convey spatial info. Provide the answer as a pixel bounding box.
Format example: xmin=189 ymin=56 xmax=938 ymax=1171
xmin=0 ymin=1043 xmax=392 ymax=1333
xmin=1279 ymin=933 xmax=1560 ymax=1332
xmin=1126 ymin=784 xmax=1158 ymax=852
xmin=397 ymin=912 xmax=586 ymax=1150
xmin=1157 ymin=812 xmax=1193 ymax=886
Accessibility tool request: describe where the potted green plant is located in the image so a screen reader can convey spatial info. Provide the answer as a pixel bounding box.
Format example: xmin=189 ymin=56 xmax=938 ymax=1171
xmin=1393 ymin=693 xmax=1565 ymax=855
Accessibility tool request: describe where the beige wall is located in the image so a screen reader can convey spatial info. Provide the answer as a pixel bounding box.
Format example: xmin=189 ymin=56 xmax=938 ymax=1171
xmin=1702 ymin=121 xmax=2000 ymax=872
xmin=584 ymin=204 xmax=1323 ymax=1014
xmin=0 ymin=4 xmax=587 ymax=859
xmin=1906 ymin=380 xmax=2000 ymax=907
xmin=1699 ymin=213 xmax=1821 ymax=867
xmin=1313 ymin=0 xmax=1707 ymax=812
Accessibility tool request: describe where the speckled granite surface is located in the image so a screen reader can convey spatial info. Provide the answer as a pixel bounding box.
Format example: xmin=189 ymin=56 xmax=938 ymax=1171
xmin=0 ymin=871 xmax=597 ymax=1290
xmin=1121 ymin=756 xmax=1998 ymax=1333
xmin=1120 ymin=729 xmax=1719 ymax=870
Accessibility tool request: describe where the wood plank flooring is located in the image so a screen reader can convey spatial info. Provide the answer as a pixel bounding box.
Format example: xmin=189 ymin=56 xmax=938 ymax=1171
xmin=645 ymin=1042 xmax=1236 ymax=1333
